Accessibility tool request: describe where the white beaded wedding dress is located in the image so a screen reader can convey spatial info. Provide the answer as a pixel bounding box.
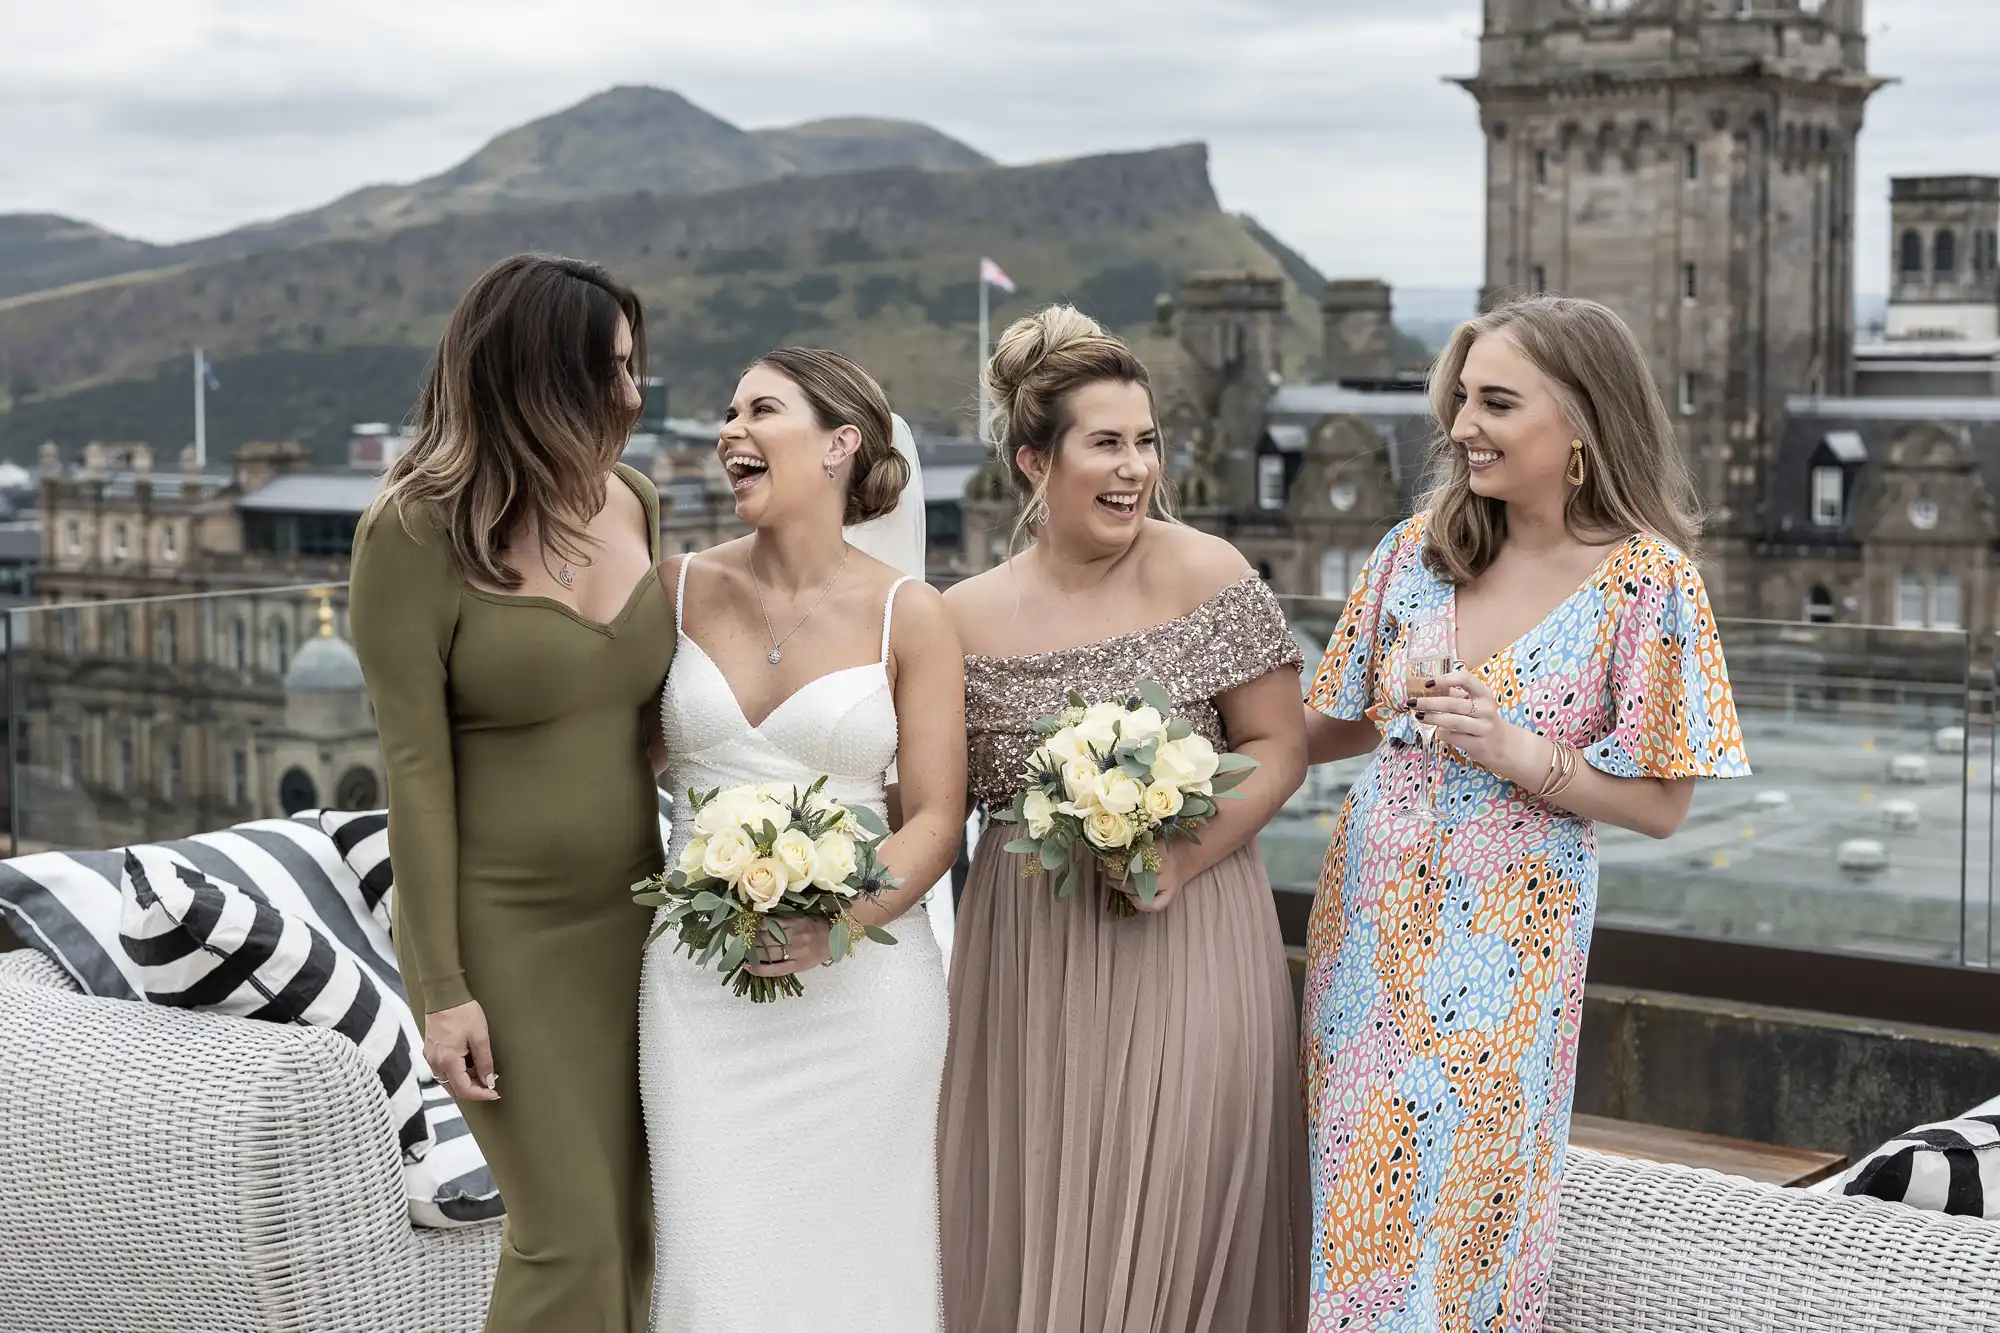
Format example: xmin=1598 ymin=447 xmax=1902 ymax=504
xmin=638 ymin=554 xmax=948 ymax=1333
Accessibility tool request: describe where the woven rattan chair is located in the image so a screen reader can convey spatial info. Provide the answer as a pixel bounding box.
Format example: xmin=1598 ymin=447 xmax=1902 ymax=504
xmin=0 ymin=950 xmax=500 ymax=1333
xmin=1550 ymin=1145 xmax=2000 ymax=1332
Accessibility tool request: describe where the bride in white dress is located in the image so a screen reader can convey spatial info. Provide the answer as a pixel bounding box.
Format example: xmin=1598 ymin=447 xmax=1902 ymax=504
xmin=639 ymin=349 xmax=965 ymax=1333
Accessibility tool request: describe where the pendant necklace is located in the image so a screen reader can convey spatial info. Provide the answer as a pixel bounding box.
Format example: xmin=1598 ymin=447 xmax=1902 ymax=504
xmin=751 ymin=546 xmax=849 ymax=665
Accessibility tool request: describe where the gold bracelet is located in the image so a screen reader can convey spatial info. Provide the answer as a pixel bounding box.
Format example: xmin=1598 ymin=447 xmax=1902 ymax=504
xmin=1536 ymin=737 xmax=1563 ymax=798
xmin=1542 ymin=743 xmax=1579 ymax=800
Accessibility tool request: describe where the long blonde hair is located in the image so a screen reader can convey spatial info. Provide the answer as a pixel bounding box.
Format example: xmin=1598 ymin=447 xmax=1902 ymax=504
xmin=378 ymin=253 xmax=646 ymax=588
xmin=1418 ymin=293 xmax=1701 ymax=584
xmin=983 ymin=304 xmax=1173 ymax=554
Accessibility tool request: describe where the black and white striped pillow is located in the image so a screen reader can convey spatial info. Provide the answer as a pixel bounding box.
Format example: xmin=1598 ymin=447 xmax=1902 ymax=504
xmin=119 ymin=844 xmax=430 ymax=1159
xmin=1841 ymin=1112 xmax=2000 ymax=1219
xmin=407 ymin=1082 xmax=505 ymax=1228
xmin=315 ymin=809 xmax=392 ymax=934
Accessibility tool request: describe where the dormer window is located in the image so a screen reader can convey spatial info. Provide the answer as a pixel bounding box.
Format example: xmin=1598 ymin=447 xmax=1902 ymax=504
xmin=1810 ymin=466 xmax=1843 ymax=526
xmin=1256 ymin=455 xmax=1285 ymax=510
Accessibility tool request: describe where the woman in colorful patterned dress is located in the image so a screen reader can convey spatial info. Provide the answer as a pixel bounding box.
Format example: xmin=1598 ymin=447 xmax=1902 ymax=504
xmin=941 ymin=305 xmax=1308 ymax=1333
xmin=1300 ymin=294 xmax=1750 ymax=1332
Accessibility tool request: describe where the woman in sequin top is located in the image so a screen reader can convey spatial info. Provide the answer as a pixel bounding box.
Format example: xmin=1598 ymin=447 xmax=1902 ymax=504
xmin=938 ymin=305 xmax=1310 ymax=1333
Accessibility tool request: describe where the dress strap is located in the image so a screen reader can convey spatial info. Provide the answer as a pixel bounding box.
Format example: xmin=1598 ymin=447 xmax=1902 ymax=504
xmin=880 ymin=576 xmax=914 ymax=663
xmin=674 ymin=554 xmax=693 ymax=636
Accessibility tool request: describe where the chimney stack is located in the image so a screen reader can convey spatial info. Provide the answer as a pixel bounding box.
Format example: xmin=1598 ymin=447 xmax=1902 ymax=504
xmin=1321 ymin=279 xmax=1395 ymax=383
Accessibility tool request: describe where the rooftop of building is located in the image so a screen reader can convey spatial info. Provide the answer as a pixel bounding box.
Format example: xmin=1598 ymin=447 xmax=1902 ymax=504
xmin=236 ymin=473 xmax=383 ymax=515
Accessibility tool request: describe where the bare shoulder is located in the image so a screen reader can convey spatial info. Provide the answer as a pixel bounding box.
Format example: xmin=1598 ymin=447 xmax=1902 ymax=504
xmin=1147 ymin=521 xmax=1253 ymax=605
xmin=940 ymin=561 xmax=1017 ymax=650
xmin=888 ymin=579 xmax=960 ymax=665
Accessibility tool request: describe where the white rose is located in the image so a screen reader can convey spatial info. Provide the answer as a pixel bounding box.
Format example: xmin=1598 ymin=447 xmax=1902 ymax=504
xmin=1071 ymin=708 xmax=1121 ymax=753
xmin=1083 ymin=807 xmax=1135 ymax=851
xmin=1093 ymin=769 xmax=1145 ymax=815
xmin=1043 ymin=730 xmax=1091 ymax=765
xmin=700 ymin=827 xmax=757 ymax=883
xmin=1021 ymin=788 xmax=1058 ymax=839
xmin=1118 ymin=705 xmax=1167 ymax=747
xmin=810 ymin=831 xmax=860 ymax=894
xmin=693 ymin=790 xmax=753 ymax=837
xmin=746 ymin=797 xmax=791 ymax=835
xmin=676 ymin=836 xmax=710 ymax=878
xmin=771 ymin=828 xmax=819 ymax=887
xmin=1061 ymin=757 xmax=1103 ymax=806
xmin=1142 ymin=782 xmax=1184 ymax=820
xmin=1153 ymin=735 xmax=1220 ymax=790
xmin=737 ymin=857 xmax=790 ymax=912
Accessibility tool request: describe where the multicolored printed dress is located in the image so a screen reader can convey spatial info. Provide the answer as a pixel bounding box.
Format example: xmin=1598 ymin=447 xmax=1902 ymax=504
xmin=1300 ymin=515 xmax=1749 ymax=1332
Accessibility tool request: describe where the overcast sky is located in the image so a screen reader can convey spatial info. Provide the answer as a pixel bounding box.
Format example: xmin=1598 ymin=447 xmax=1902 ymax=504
xmin=3 ymin=0 xmax=1994 ymax=303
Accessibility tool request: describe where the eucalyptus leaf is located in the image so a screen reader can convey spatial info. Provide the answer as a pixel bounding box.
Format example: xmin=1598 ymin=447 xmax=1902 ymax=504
xmin=723 ymin=933 xmax=748 ymax=970
xmin=849 ymin=805 xmax=890 ymax=838
xmin=1002 ymin=837 xmax=1044 ymax=856
xmin=1067 ymin=690 xmax=1087 ymax=710
xmin=691 ymin=891 xmax=724 ymax=911
xmin=1040 ymin=841 xmax=1068 ymax=872
xmin=1118 ymin=754 xmax=1152 ymax=781
xmin=863 ymin=924 xmax=898 ymax=945
xmin=1166 ymin=719 xmax=1193 ymax=741
xmin=1137 ymin=679 xmax=1173 ymax=714
xmin=830 ymin=921 xmax=850 ymax=961
xmin=1214 ymin=753 xmax=1261 ymax=774
xmin=1210 ymin=767 xmax=1255 ymax=794
xmin=767 ymin=918 xmax=789 ymax=945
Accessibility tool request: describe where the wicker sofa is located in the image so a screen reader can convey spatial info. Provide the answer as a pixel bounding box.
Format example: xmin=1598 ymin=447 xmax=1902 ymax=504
xmin=6 ymin=947 xmax=2000 ymax=1332
xmin=0 ymin=949 xmax=500 ymax=1333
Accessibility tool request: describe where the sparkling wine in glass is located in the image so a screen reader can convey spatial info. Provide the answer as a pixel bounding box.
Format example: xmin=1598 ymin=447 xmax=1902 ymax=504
xmin=1400 ymin=612 xmax=1457 ymax=822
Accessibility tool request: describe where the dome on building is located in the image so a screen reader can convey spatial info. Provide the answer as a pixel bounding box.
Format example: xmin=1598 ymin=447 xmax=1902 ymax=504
xmin=285 ymin=594 xmax=364 ymax=693
xmin=286 ymin=633 xmax=364 ymax=692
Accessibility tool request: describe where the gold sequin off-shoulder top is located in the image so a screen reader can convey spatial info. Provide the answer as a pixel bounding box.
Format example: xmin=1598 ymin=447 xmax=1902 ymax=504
xmin=964 ymin=573 xmax=1304 ymax=810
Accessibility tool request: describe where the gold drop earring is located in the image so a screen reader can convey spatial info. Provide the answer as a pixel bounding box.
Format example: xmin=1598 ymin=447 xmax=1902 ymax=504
xmin=1566 ymin=438 xmax=1586 ymax=487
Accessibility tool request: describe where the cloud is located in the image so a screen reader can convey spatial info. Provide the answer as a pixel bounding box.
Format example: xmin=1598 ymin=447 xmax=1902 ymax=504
xmin=0 ymin=0 xmax=1989 ymax=297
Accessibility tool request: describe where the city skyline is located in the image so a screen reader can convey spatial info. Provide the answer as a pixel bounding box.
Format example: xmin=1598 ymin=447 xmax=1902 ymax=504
xmin=3 ymin=0 xmax=1995 ymax=300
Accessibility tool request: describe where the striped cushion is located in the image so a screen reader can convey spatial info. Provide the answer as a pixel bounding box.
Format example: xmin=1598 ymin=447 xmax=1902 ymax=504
xmin=1841 ymin=1112 xmax=2000 ymax=1219
xmin=0 ymin=811 xmax=503 ymax=1229
xmin=119 ymin=844 xmax=430 ymax=1158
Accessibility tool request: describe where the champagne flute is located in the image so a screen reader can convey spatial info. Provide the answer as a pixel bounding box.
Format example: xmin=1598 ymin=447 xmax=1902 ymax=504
xmin=1399 ymin=610 xmax=1458 ymax=823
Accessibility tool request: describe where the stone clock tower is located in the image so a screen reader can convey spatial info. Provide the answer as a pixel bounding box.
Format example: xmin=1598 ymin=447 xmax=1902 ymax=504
xmin=1456 ymin=0 xmax=1884 ymax=608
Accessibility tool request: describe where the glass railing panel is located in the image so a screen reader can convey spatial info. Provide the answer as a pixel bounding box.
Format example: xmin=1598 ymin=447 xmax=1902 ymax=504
xmin=3 ymin=583 xmax=359 ymax=854
xmin=1276 ymin=598 xmax=1977 ymax=968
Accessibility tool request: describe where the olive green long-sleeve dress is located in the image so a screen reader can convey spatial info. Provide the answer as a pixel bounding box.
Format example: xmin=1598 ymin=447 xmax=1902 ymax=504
xmin=349 ymin=463 xmax=672 ymax=1333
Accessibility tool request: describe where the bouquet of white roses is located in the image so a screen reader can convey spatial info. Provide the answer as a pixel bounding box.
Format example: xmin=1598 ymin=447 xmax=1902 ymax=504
xmin=631 ymin=777 xmax=899 ymax=1002
xmin=993 ymin=679 xmax=1258 ymax=915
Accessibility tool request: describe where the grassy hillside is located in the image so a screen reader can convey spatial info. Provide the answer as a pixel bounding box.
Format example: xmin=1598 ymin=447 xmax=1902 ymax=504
xmin=0 ymin=86 xmax=991 ymax=302
xmin=0 ymin=144 xmax=1339 ymax=460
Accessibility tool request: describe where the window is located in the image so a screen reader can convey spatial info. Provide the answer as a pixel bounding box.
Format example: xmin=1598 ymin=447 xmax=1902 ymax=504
xmin=64 ymin=520 xmax=80 ymax=556
xmin=1932 ymin=573 xmax=1962 ymax=630
xmin=1895 ymin=571 xmax=1926 ymax=628
xmin=279 ymin=767 xmax=318 ymax=816
xmin=1936 ymin=230 xmax=1958 ymax=277
xmin=109 ymin=608 xmax=130 ymax=657
xmin=155 ymin=612 xmax=177 ymax=664
xmin=271 ymin=619 xmax=291 ymax=675
xmin=1318 ymin=548 xmax=1352 ymax=600
xmin=112 ymin=522 xmax=128 ymax=560
xmin=1531 ymin=265 xmax=1547 ymax=294
xmin=1682 ymin=262 xmax=1698 ymax=302
xmin=1810 ymin=466 xmax=1843 ymax=526
xmin=161 ymin=526 xmax=178 ymax=562
xmin=1900 ymin=229 xmax=1925 ymax=280
xmin=1256 ymin=455 xmax=1285 ymax=510
xmin=1534 ymin=150 xmax=1548 ymax=186
xmin=61 ymin=733 xmax=81 ymax=786
xmin=114 ymin=738 xmax=133 ymax=794
xmin=59 ymin=609 xmax=79 ymax=657
xmin=1678 ymin=372 xmax=1697 ymax=416
xmin=1805 ymin=585 xmax=1835 ymax=624
xmin=229 ymin=750 xmax=248 ymax=807
xmin=161 ymin=744 xmax=181 ymax=804
xmin=1684 ymin=143 xmax=1699 ymax=181
xmin=229 ymin=617 xmax=247 ymax=672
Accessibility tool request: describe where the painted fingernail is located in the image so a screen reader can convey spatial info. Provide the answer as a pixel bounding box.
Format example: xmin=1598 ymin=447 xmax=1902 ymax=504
xmin=1414 ymin=711 xmax=1427 ymax=721
xmin=1424 ymin=679 xmax=1436 ymax=689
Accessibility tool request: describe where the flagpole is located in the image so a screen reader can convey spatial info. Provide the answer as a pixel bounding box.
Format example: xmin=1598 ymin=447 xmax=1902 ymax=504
xmin=977 ymin=268 xmax=990 ymax=444
xmin=193 ymin=348 xmax=206 ymax=470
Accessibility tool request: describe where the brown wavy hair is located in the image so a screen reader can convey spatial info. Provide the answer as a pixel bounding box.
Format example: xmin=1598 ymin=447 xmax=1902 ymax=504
xmin=982 ymin=304 xmax=1171 ymax=551
xmin=378 ymin=253 xmax=646 ymax=588
xmin=1420 ymin=294 xmax=1701 ymax=585
xmin=750 ymin=347 xmax=907 ymax=524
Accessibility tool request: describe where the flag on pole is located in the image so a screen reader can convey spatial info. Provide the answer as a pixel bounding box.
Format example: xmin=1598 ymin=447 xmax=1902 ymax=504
xmin=979 ymin=257 xmax=1016 ymax=294
xmin=199 ymin=354 xmax=220 ymax=391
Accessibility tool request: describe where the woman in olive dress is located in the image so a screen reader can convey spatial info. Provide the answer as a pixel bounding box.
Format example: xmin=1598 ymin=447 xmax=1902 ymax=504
xmin=350 ymin=253 xmax=672 ymax=1332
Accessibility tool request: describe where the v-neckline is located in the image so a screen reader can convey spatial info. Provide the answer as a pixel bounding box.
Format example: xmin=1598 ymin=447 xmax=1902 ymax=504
xmin=455 ymin=465 xmax=662 ymax=636
xmin=1446 ymin=535 xmax=1637 ymax=672
xmin=680 ymin=633 xmax=885 ymax=732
